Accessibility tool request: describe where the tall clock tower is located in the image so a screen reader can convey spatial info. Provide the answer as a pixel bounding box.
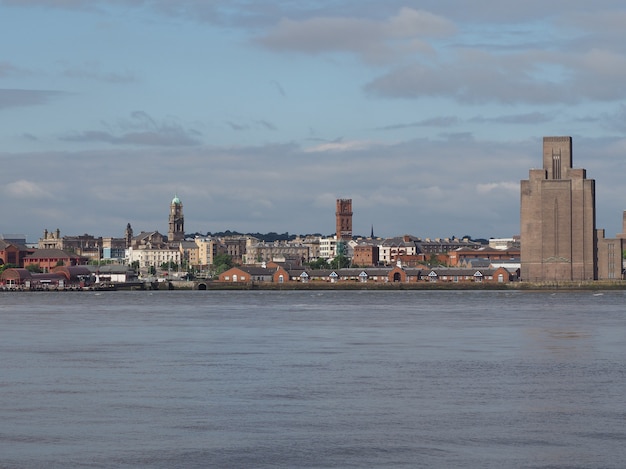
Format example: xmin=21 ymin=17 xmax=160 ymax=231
xmin=168 ymin=195 xmax=185 ymax=242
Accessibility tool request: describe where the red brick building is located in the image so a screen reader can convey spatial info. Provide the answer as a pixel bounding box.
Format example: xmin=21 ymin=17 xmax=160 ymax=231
xmin=352 ymin=244 xmax=379 ymax=267
xmin=1 ymin=265 xmax=93 ymax=289
xmin=0 ymin=240 xmax=34 ymax=267
xmin=218 ymin=265 xmax=290 ymax=283
xmin=23 ymin=249 xmax=88 ymax=272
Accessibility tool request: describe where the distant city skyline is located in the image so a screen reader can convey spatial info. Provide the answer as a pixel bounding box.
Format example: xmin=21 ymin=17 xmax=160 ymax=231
xmin=2 ymin=1 xmax=626 ymax=242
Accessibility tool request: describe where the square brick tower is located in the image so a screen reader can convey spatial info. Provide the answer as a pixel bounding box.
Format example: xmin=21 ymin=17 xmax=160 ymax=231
xmin=336 ymin=199 xmax=353 ymax=241
xmin=520 ymin=137 xmax=597 ymax=281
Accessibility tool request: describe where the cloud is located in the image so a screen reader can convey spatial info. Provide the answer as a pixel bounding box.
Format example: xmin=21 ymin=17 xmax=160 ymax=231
xmin=378 ymin=112 xmax=552 ymax=131
xmin=476 ymin=182 xmax=520 ymax=194
xmin=226 ymin=121 xmax=249 ymax=131
xmin=377 ymin=116 xmax=459 ymax=130
xmin=0 ymin=89 xmax=66 ymax=110
xmin=303 ymin=139 xmax=380 ymax=153
xmin=256 ymin=7 xmax=455 ymax=64
xmin=0 ymin=61 xmax=21 ymax=77
xmin=255 ymin=120 xmax=277 ymax=131
xmin=469 ymin=112 xmax=552 ymax=125
xmin=60 ymin=112 xmax=203 ymax=146
xmin=592 ymin=104 xmax=626 ymax=133
xmin=4 ymin=180 xmax=53 ymax=199
xmin=225 ymin=118 xmax=278 ymax=132
xmin=61 ymin=62 xmax=136 ymax=84
xmin=4 ymin=134 xmax=626 ymax=243
xmin=365 ymin=42 xmax=626 ymax=105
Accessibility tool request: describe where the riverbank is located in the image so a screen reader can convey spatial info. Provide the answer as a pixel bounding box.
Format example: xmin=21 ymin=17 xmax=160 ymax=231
xmin=178 ymin=280 xmax=626 ymax=291
xmin=3 ymin=280 xmax=625 ymax=292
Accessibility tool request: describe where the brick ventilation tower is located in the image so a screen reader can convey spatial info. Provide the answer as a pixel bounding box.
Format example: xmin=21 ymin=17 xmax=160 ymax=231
xmin=336 ymin=199 xmax=353 ymax=241
xmin=520 ymin=137 xmax=596 ymax=281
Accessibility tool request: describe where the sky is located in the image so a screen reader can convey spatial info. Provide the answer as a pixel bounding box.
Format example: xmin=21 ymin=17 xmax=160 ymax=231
xmin=2 ymin=0 xmax=626 ymax=243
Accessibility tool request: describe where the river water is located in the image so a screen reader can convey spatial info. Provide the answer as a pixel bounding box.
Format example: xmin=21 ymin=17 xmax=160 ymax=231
xmin=1 ymin=290 xmax=625 ymax=468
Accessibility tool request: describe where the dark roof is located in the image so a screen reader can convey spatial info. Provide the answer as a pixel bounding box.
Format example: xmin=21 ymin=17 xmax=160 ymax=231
xmin=381 ymin=236 xmax=420 ymax=247
xmin=0 ymin=268 xmax=32 ymax=281
xmin=287 ymin=266 xmax=425 ymax=277
xmin=85 ymin=265 xmax=136 ymax=274
xmin=25 ymin=249 xmax=83 ymax=259
xmin=178 ymin=241 xmax=198 ymax=249
xmin=51 ymin=265 xmax=93 ymax=279
xmin=0 ymin=240 xmax=30 ymax=251
xmin=426 ymin=268 xmax=500 ymax=276
xmin=230 ymin=266 xmax=276 ymax=276
xmin=134 ymin=231 xmax=165 ymax=241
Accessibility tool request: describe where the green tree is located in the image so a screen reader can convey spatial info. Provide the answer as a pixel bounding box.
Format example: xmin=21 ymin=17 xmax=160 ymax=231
xmin=0 ymin=263 xmax=17 ymax=274
xmin=307 ymin=258 xmax=330 ymax=270
xmin=211 ymin=253 xmax=234 ymax=278
xmin=26 ymin=264 xmax=43 ymax=273
xmin=213 ymin=253 xmax=233 ymax=267
xmin=428 ymin=254 xmax=442 ymax=266
xmin=330 ymin=254 xmax=350 ymax=269
xmin=161 ymin=261 xmax=178 ymax=271
xmin=213 ymin=263 xmax=231 ymax=276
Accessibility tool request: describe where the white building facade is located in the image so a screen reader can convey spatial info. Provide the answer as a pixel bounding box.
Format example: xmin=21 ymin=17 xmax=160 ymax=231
xmin=128 ymin=247 xmax=181 ymax=268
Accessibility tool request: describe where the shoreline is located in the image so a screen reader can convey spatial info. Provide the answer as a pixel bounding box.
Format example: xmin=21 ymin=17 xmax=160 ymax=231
xmin=3 ymin=280 xmax=626 ymax=292
xmin=184 ymin=279 xmax=626 ymax=291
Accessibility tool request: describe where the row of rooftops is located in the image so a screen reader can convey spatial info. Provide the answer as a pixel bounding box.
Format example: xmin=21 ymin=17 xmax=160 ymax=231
xmin=222 ymin=262 xmax=520 ymax=280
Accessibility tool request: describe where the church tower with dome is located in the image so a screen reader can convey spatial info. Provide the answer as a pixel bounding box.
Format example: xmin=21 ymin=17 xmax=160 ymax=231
xmin=168 ymin=194 xmax=185 ymax=242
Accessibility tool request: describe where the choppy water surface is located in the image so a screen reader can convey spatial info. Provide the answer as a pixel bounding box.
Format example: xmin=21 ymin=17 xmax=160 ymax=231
xmin=1 ymin=290 xmax=626 ymax=468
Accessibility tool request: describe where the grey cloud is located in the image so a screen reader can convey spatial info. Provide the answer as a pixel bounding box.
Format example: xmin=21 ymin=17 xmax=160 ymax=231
xmin=469 ymin=112 xmax=552 ymax=125
xmin=439 ymin=132 xmax=473 ymax=142
xmin=61 ymin=64 xmax=136 ymax=84
xmin=3 ymin=0 xmax=621 ymax=28
xmin=61 ymin=129 xmax=201 ymax=147
xmin=392 ymin=0 xmax=623 ymax=24
xmin=378 ymin=112 xmax=552 ymax=131
xmin=61 ymin=112 xmax=203 ymax=146
xmin=0 ymin=0 xmax=321 ymax=27
xmin=256 ymin=120 xmax=277 ymax=131
xmin=256 ymin=7 xmax=454 ymax=64
xmin=1 ymin=0 xmax=88 ymax=6
xmin=0 ymin=89 xmax=66 ymax=109
xmin=226 ymin=119 xmax=278 ymax=132
xmin=364 ymin=45 xmax=626 ymax=104
xmin=0 ymin=61 xmax=21 ymax=77
xmin=226 ymin=121 xmax=250 ymax=131
xmin=377 ymin=116 xmax=459 ymax=130
xmin=596 ymin=104 xmax=626 ymax=133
